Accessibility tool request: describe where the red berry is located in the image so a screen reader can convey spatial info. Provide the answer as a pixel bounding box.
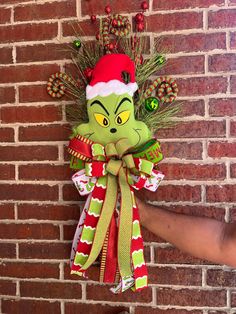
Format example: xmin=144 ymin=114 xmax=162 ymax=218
xmin=105 ymin=5 xmax=111 ymax=14
xmin=96 ymin=32 xmax=100 ymax=40
xmin=84 ymin=67 xmax=93 ymax=80
xmin=112 ymin=18 xmax=118 ymax=27
xmin=135 ymin=13 xmax=144 ymax=23
xmin=108 ymin=43 xmax=114 ymax=51
xmin=141 ymin=1 xmax=148 ymax=10
xmin=90 ymin=15 xmax=96 ymax=23
xmin=137 ymin=22 xmax=144 ymax=32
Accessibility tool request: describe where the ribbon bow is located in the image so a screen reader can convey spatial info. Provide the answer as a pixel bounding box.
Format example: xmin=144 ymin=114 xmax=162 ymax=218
xmin=68 ymin=135 xmax=163 ymax=293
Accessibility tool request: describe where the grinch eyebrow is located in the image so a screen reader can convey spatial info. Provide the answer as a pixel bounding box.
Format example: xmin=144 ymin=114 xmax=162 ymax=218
xmin=114 ymin=97 xmax=131 ymax=114
xmin=90 ymin=100 xmax=109 ymax=116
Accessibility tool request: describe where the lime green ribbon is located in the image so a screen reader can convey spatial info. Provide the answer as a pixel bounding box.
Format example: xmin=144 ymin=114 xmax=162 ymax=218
xmin=80 ymin=138 xmax=149 ymax=278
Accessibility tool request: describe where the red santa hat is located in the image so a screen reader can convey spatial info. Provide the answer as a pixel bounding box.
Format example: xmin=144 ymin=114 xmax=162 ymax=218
xmin=86 ymin=53 xmax=138 ymax=100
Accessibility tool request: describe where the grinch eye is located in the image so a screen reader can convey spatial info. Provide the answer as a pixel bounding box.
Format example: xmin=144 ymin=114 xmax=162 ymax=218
xmin=94 ymin=113 xmax=110 ymax=128
xmin=115 ymin=110 xmax=130 ymax=125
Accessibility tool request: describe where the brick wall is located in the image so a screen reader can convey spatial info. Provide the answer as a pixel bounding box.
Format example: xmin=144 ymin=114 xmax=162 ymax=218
xmin=0 ymin=0 xmax=235 ymax=313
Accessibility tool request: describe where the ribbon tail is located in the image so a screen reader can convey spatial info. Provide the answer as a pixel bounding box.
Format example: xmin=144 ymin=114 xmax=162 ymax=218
xmin=80 ymin=174 xmax=118 ymax=271
xmin=117 ymin=168 xmax=133 ymax=280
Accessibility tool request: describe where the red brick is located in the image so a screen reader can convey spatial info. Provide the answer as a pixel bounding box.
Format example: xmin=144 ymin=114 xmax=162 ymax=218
xmin=0 ymin=64 xmax=60 ymax=83
xmin=62 ymin=19 xmax=98 ymax=37
xmin=0 ymin=280 xmax=16 ymax=296
xmin=19 ymin=84 xmax=53 ymax=103
xmin=0 ymin=127 xmax=14 ymax=142
xmin=209 ymin=54 xmax=236 ymax=72
xmin=176 ymin=100 xmax=205 ymax=117
xmin=206 ymin=185 xmax=236 ymax=202
xmin=146 ymin=12 xmax=203 ymax=32
xmin=19 ymin=124 xmax=71 ymax=142
xmin=207 ymin=269 xmax=236 ymax=287
xmin=81 ymin=0 xmax=141 ymax=15
xmin=63 ymin=224 xmax=77 ymax=240
xmin=0 ymin=0 xmax=29 ymax=3
xmin=230 ymin=163 xmax=236 ymax=178
xmin=63 ymin=183 xmax=85 ymax=201
xmin=209 ymin=9 xmax=236 ymax=28
xmin=229 ymin=208 xmax=236 ymax=222
xmin=153 ymin=0 xmax=224 ymax=10
xmin=19 ymin=164 xmax=71 ymax=181
xmin=136 ymin=309 xmax=202 ymax=314
xmin=0 ymin=86 xmax=15 ymax=104
xmin=17 ymin=203 xmax=80 ymax=221
xmin=177 ymin=77 xmax=227 ymax=96
xmin=0 ymin=7 xmax=11 ymax=24
xmin=209 ymin=98 xmax=236 ymax=117
xmin=161 ymin=141 xmax=203 ymax=160
xmin=0 ymin=204 xmax=14 ymax=219
xmin=159 ymin=55 xmax=204 ymax=75
xmin=148 ymin=266 xmax=202 ymax=285
xmin=86 ymin=283 xmax=152 ymax=303
xmin=142 ymin=226 xmax=165 ymax=243
xmin=156 ymin=288 xmax=226 ymax=306
xmin=0 ymin=164 xmax=15 ymax=180
xmin=232 ymin=292 xmax=236 ymax=306
xmin=0 ymin=22 xmax=58 ymax=43
xmin=159 ymin=163 xmax=226 ymax=180
xmin=230 ymin=31 xmax=236 ymax=49
xmin=14 ymin=1 xmax=76 ymax=21
xmin=0 ymin=47 xmax=13 ymax=64
xmin=16 ymin=43 xmax=71 ymax=63
xmin=21 ymin=281 xmax=81 ymax=299
xmin=19 ymin=242 xmax=71 ymax=260
xmin=157 ymin=32 xmax=226 ymax=54
xmin=65 ymin=303 xmax=129 ymax=314
xmin=155 ymin=247 xmax=215 ymax=265
xmin=0 ymin=223 xmax=59 ymax=240
xmin=208 ymin=141 xmax=236 ymax=158
xmin=144 ymin=184 xmax=201 ymax=202
xmin=231 ymin=75 xmax=236 ymax=93
xmin=0 ymin=243 xmax=16 ymax=258
xmin=0 ymin=145 xmax=58 ymax=161
xmin=64 ymin=263 xmax=100 ymax=281
xmin=0 ymin=261 xmax=59 ymax=278
xmin=156 ymin=121 xmax=225 ymax=138
xmin=1 ymin=105 xmax=62 ymax=123
xmin=230 ymin=121 xmax=236 ymax=136
xmin=0 ymin=184 xmax=58 ymax=201
xmin=2 ymin=299 xmax=60 ymax=314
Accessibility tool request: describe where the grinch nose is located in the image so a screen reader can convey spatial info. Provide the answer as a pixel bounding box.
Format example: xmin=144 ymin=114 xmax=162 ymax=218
xmin=110 ymin=128 xmax=117 ymax=133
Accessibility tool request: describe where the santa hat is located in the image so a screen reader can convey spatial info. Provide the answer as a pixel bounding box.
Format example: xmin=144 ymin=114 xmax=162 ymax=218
xmin=86 ymin=53 xmax=138 ymax=100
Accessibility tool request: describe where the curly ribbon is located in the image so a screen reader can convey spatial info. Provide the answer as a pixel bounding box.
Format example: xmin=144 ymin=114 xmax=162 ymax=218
xmin=68 ymin=135 xmax=164 ymax=293
xmin=102 ymin=14 xmax=131 ymax=52
xmin=142 ymin=76 xmax=178 ymax=104
xmin=47 ymin=72 xmax=77 ymax=98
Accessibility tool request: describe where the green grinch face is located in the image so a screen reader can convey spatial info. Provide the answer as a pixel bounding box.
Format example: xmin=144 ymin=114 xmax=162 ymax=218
xmin=74 ymin=93 xmax=151 ymax=147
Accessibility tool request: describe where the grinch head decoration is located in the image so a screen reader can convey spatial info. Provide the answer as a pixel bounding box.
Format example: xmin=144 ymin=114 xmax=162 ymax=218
xmin=73 ymin=54 xmax=151 ymax=147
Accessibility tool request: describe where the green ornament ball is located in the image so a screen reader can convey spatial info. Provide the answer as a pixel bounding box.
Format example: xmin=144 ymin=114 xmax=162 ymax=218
xmin=73 ymin=39 xmax=82 ymax=49
xmin=145 ymin=97 xmax=159 ymax=112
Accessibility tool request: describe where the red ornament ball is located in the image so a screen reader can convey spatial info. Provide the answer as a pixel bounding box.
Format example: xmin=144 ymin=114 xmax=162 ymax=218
xmin=108 ymin=43 xmax=114 ymax=51
xmin=137 ymin=22 xmax=144 ymax=32
xmin=105 ymin=5 xmax=111 ymax=14
xmin=90 ymin=15 xmax=96 ymax=23
xmin=112 ymin=18 xmax=118 ymax=27
xmin=141 ymin=1 xmax=149 ymax=10
xmin=84 ymin=67 xmax=93 ymax=80
xmin=135 ymin=13 xmax=144 ymax=23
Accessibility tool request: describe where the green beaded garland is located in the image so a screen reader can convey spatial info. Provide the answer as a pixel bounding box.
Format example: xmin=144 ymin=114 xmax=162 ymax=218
xmin=144 ymin=97 xmax=159 ymax=112
xmin=73 ymin=39 xmax=82 ymax=49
